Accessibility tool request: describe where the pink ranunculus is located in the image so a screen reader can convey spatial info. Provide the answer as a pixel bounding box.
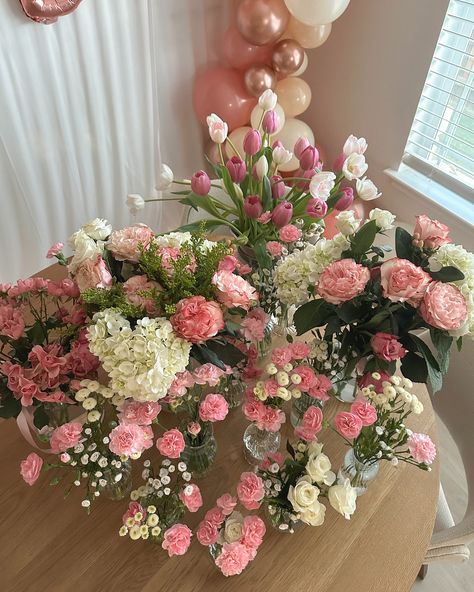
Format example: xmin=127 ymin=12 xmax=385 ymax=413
xmin=267 ymin=241 xmax=283 ymax=258
xmin=109 ymin=423 xmax=153 ymax=458
xmin=241 ymin=515 xmax=266 ymax=550
xmin=168 ymin=371 xmax=195 ymax=397
xmin=218 ymin=255 xmax=239 ymax=272
xmin=123 ymin=275 xmax=161 ymax=314
xmin=216 ymin=493 xmax=238 ymax=516
xmin=358 ymin=370 xmax=392 ymax=392
xmin=237 ymin=472 xmax=265 ymax=510
xmin=241 ymin=307 xmax=269 ymax=342
xmin=350 ymin=398 xmax=377 ymax=426
xmin=50 ymin=422 xmax=83 ymax=454
xmin=215 ymin=542 xmax=252 ymax=577
xmin=122 ymin=501 xmax=146 ymax=525
xmin=179 ymin=483 xmax=203 ymax=512
xmin=46 ymin=242 xmax=64 ymax=259
xmin=156 ymin=428 xmax=185 ymax=459
xmin=107 ymin=224 xmax=154 ymax=262
xmin=199 ymin=393 xmax=229 ymax=422
xmin=271 ymin=346 xmax=293 ymax=368
xmin=256 ymin=405 xmax=285 ymax=432
xmin=288 ymin=342 xmax=312 ymax=360
xmin=20 ymin=452 xmax=43 ymax=486
xmin=407 ymin=432 xmax=437 ymax=464
xmin=118 ymin=400 xmax=161 ymax=426
xmin=171 ymin=296 xmax=224 ymax=343
xmin=308 ymin=374 xmax=333 ymax=401
xmin=420 ymin=281 xmax=468 ymax=331
xmin=74 ymin=255 xmax=112 ymax=293
xmin=380 ymin=258 xmax=432 ymax=306
xmin=335 ymin=412 xmax=363 ymax=439
xmin=317 ymin=259 xmax=370 ymax=305
xmin=212 ymin=270 xmax=258 ymax=311
xmin=193 ymin=363 xmax=225 ymax=387
xmin=187 ymin=422 xmax=201 ymax=436
xmin=292 ymin=366 xmax=317 ymax=391
xmin=279 ymin=224 xmax=302 ymax=243
xmin=294 ymin=405 xmax=323 ymax=442
xmin=196 ymin=520 xmax=219 ymax=546
xmin=161 ymin=524 xmax=192 ymax=557
xmin=414 ymin=215 xmax=451 ymax=248
xmin=371 ymin=332 xmax=407 ymax=361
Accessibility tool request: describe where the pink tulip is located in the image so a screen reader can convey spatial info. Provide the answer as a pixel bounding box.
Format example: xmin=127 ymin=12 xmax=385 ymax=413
xmin=272 ymin=139 xmax=284 ymax=150
xmin=244 ymin=195 xmax=263 ymax=219
xmin=262 ymin=110 xmax=279 ymax=134
xmin=296 ymin=168 xmax=314 ymax=191
xmin=272 ymin=201 xmax=293 ymax=228
xmin=334 ymin=186 xmax=354 ymax=211
xmin=299 ymin=145 xmax=319 ymax=171
xmin=294 ymin=136 xmax=310 ymax=159
xmin=226 ymin=156 xmax=247 ymax=183
xmin=271 ymin=175 xmax=286 ymax=199
xmin=306 ymin=197 xmax=328 ymax=218
xmin=243 ymin=129 xmax=262 ymax=156
xmin=333 ymin=152 xmax=346 ymax=171
xmin=191 ymin=170 xmax=211 ymax=195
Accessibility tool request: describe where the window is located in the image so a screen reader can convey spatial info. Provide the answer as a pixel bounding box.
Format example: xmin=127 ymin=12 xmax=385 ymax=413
xmin=403 ymin=0 xmax=474 ymax=201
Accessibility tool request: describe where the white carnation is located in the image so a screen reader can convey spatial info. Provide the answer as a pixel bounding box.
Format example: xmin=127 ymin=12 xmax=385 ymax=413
xmin=328 ymin=478 xmax=357 ymax=519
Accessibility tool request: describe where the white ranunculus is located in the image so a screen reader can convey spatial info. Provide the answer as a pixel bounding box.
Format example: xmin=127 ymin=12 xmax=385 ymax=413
xmin=126 ymin=194 xmax=145 ymax=214
xmin=221 ymin=512 xmax=244 ymax=544
xmin=300 ymin=499 xmax=326 ymax=526
xmin=287 ymin=475 xmax=320 ymax=513
xmin=273 ymin=146 xmax=293 ymax=166
xmin=328 ymin=478 xmax=357 ymax=519
xmin=356 ymin=176 xmax=381 ymax=201
xmin=342 ymin=153 xmax=368 ymax=181
xmin=82 ymin=218 xmax=113 ymax=241
xmin=68 ymin=229 xmax=104 ymax=273
xmin=156 ymin=163 xmax=174 ymax=190
xmin=306 ymin=453 xmax=336 ymax=486
xmin=335 ymin=210 xmax=360 ymax=236
xmin=255 ymin=154 xmax=269 ymax=180
xmin=369 ymin=208 xmax=395 ymax=231
xmin=309 ymin=172 xmax=336 ymax=201
xmin=258 ymin=89 xmax=278 ymax=111
xmin=343 ymin=134 xmax=368 ymax=157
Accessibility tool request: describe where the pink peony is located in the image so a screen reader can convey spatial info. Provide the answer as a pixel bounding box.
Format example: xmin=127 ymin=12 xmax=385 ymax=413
xmin=20 ymin=452 xmax=43 ymax=486
xmin=171 ymin=296 xmax=224 ymax=343
xmin=196 ymin=520 xmax=219 ymax=546
xmin=271 ymin=346 xmax=293 ymax=368
xmin=50 ymin=422 xmax=83 ymax=453
xmin=123 ymin=275 xmax=161 ymax=314
xmin=420 ymin=281 xmax=468 ymax=331
xmin=179 ymin=483 xmax=203 ymax=512
xmin=308 ymin=374 xmax=333 ymax=401
xmin=107 ymin=224 xmax=154 ymax=262
xmin=279 ymin=224 xmax=302 ymax=243
xmin=118 ymin=400 xmax=161 ymax=425
xmin=199 ymin=393 xmax=229 ymax=422
xmin=350 ymin=398 xmax=377 ymax=426
xmin=414 ymin=215 xmax=451 ymax=248
xmin=109 ymin=423 xmax=153 ymax=458
xmin=292 ymin=366 xmax=317 ymax=391
xmin=192 ymin=363 xmax=225 ymax=387
xmin=371 ymin=332 xmax=407 ymax=361
xmin=122 ymin=501 xmax=145 ymax=525
xmin=288 ymin=342 xmax=312 ymax=360
xmin=240 ymin=515 xmax=266 ymax=549
xmin=215 ymin=542 xmax=252 ymax=577
xmin=46 ymin=242 xmax=64 ymax=258
xmin=317 ymin=259 xmax=370 ymax=305
xmin=267 ymin=241 xmax=283 ymax=258
xmin=162 ymin=524 xmax=192 ymax=557
xmin=256 ymin=404 xmax=285 ymax=432
xmin=212 ymin=270 xmax=258 ymax=311
xmin=294 ymin=405 xmax=323 ymax=442
xmin=216 ymin=493 xmax=238 ymax=516
xmin=335 ymin=412 xmax=363 ymax=439
xmin=408 ymin=433 xmax=437 ymax=464
xmin=237 ymin=472 xmax=265 ymax=510
xmin=156 ymin=428 xmax=185 ymax=458
xmin=241 ymin=307 xmax=269 ymax=342
xmin=74 ymin=255 xmax=113 ymax=293
xmin=380 ymin=258 xmax=432 ymax=306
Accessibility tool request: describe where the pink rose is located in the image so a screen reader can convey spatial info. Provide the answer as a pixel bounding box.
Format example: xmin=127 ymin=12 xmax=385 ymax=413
xmin=414 ymin=215 xmax=451 ymax=248
xmin=288 ymin=342 xmax=311 ymax=360
xmin=215 ymin=542 xmax=252 ymax=577
xmin=241 ymin=307 xmax=269 ymax=342
xmin=380 ymin=258 xmax=432 ymax=306
xmin=109 ymin=423 xmax=153 ymax=458
xmin=20 ymin=452 xmax=43 ymax=486
xmin=123 ymin=275 xmax=161 ymax=314
xmin=205 ymin=507 xmax=226 ymax=527
xmin=241 ymin=515 xmax=266 ymax=550
xmin=317 ymin=259 xmax=370 ymax=305
xmin=256 ymin=404 xmax=285 ymax=432
xmin=212 ymin=270 xmax=258 ymax=311
xmin=371 ymin=332 xmax=407 ymax=361
xmin=118 ymin=400 xmax=161 ymax=425
xmin=294 ymin=405 xmax=323 ymax=442
xmin=162 ymin=524 xmax=192 ymax=557
xmin=46 ymin=242 xmax=64 ymax=259
xmin=271 ymin=346 xmax=293 ymax=368
xmin=420 ymin=281 xmax=468 ymax=331
xmin=408 ymin=432 xmax=437 ymax=464
xmin=199 ymin=393 xmax=229 ymax=422
xmin=179 ymin=483 xmax=203 ymax=512
xmin=196 ymin=520 xmax=219 ymax=546
xmin=350 ymin=399 xmax=377 ymax=426
xmin=267 ymin=241 xmax=283 ymax=258
xmin=171 ymin=296 xmax=224 ymax=343
xmin=107 ymin=224 xmax=154 ymax=262
xmin=192 ymin=363 xmax=225 ymax=387
xmin=308 ymin=374 xmax=333 ymax=401
xmin=218 ymin=255 xmax=239 ymax=272
xmin=335 ymin=412 xmax=363 ymax=439
xmin=292 ymin=366 xmax=317 ymax=391
xmin=50 ymin=422 xmax=83 ymax=453
xmin=0 ymin=303 xmax=25 ymax=340
xmin=122 ymin=501 xmax=145 ymax=525
xmin=237 ymin=472 xmax=265 ymax=510
xmin=156 ymin=428 xmax=185 ymax=459
xmin=216 ymin=493 xmax=238 ymax=516
xmin=74 ymin=255 xmax=112 ymax=293
xmin=279 ymin=224 xmax=302 ymax=243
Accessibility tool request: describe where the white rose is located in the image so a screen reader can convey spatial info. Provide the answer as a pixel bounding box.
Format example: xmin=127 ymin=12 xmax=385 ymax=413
xmin=328 ymin=478 xmax=357 ymax=519
xmin=259 ymin=89 xmax=277 ymax=111
xmin=255 ymin=154 xmax=269 ymax=180
xmin=221 ymin=512 xmax=244 ymax=544
xmin=343 ymin=134 xmax=368 ymax=157
xmin=309 ymin=172 xmax=336 ymax=201
xmin=369 ymin=208 xmax=395 ymax=230
xmin=288 ymin=475 xmax=320 ymax=513
xmin=335 ymin=210 xmax=360 ymax=236
xmin=300 ymin=499 xmax=326 ymax=526
xmin=126 ymin=194 xmax=145 ymax=214
xmin=156 ymin=163 xmax=174 ymax=190
xmin=357 ymin=177 xmax=381 ymax=201
xmin=273 ymin=146 xmax=293 ymax=166
xmin=68 ymin=229 xmax=104 ymax=273
xmin=306 ymin=453 xmax=336 ymax=486
xmin=82 ymin=218 xmax=112 ymax=241
xmin=342 ymin=153 xmax=368 ymax=181
xmin=307 ymin=441 xmax=324 ymax=457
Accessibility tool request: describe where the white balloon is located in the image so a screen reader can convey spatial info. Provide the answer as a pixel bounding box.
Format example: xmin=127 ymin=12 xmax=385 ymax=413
xmin=289 ymin=52 xmax=308 ymax=77
xmin=225 ymin=126 xmax=251 ymax=158
xmin=250 ymin=102 xmax=286 ymax=134
xmin=284 ymin=0 xmax=350 ymax=26
xmin=271 ymin=118 xmax=315 ymax=172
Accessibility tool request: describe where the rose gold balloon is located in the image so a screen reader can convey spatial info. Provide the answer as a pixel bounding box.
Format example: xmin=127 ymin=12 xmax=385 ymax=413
xmin=221 ymin=26 xmax=274 ymax=71
xmin=244 ymin=65 xmax=277 ymax=97
xmin=275 ymin=77 xmax=311 ymax=117
xmin=19 ymin=0 xmax=82 ymax=24
xmin=236 ymin=0 xmax=290 ymax=46
xmin=285 ymin=17 xmax=332 ymax=49
xmin=272 ymin=38 xmax=304 ymax=76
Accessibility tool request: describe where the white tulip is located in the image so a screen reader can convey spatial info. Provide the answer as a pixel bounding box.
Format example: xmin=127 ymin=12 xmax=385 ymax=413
xmin=126 ymin=194 xmax=145 ymax=214
xmin=206 ymin=113 xmax=228 ymax=144
xmin=342 ymin=153 xmax=368 ymax=181
xmin=356 ymin=176 xmax=381 ymax=201
xmin=309 ymin=171 xmax=336 ymax=201
xmin=255 ymin=154 xmax=269 ymax=180
xmin=343 ymin=134 xmax=368 ymax=157
xmin=273 ymin=146 xmax=293 ymax=166
xmin=258 ymin=89 xmax=277 ymax=111
xmin=156 ymin=163 xmax=174 ymax=190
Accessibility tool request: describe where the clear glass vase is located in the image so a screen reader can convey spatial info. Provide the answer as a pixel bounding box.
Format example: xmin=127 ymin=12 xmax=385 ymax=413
xmin=338 ymin=448 xmax=380 ymax=496
xmin=264 ymin=501 xmax=301 ymax=533
xmin=331 ymin=372 xmax=358 ymax=403
xmin=290 ymin=393 xmax=324 ymax=428
xmin=101 ymin=459 xmax=133 ymax=501
xmin=243 ymin=424 xmax=281 ymax=466
xmin=43 ymin=402 xmax=70 ymax=428
xmin=222 ymin=378 xmax=245 ymax=410
xmin=180 ymin=425 xmax=217 ymax=478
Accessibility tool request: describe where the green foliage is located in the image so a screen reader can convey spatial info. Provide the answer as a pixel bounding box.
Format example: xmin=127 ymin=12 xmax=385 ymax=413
xmin=395 ymin=227 xmax=415 ymax=260
xmin=81 ymin=284 xmax=144 ymax=318
xmin=430 ymin=329 xmax=453 ymax=374
xmin=429 ymin=266 xmax=465 ymax=282
xmin=346 ymin=220 xmax=379 ymax=261
xmin=293 ymin=299 xmax=336 ymax=335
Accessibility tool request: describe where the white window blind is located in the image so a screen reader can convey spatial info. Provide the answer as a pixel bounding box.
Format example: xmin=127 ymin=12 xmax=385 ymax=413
xmin=403 ymin=0 xmax=474 ymax=200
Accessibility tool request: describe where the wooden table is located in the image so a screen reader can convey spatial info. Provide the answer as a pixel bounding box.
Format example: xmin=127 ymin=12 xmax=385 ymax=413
xmin=0 ymin=266 xmax=440 ymax=592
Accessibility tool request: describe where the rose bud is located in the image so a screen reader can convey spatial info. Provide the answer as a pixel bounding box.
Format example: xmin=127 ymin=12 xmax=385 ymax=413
xmin=299 ymin=145 xmax=319 ymax=171
xmin=294 ymin=136 xmax=310 ymax=159
xmin=243 ymin=129 xmax=262 ymax=156
xmin=334 ymin=186 xmax=354 ymax=211
xmin=226 ymin=156 xmax=247 ymax=183
xmin=191 ymin=170 xmax=211 ymax=195
xmin=306 ymin=197 xmax=328 ymax=218
xmin=262 ymin=110 xmax=279 ymax=134
xmin=272 ymin=201 xmax=293 ymax=228
xmin=244 ymin=195 xmax=263 ymax=219
xmin=271 ymin=175 xmax=286 ymax=199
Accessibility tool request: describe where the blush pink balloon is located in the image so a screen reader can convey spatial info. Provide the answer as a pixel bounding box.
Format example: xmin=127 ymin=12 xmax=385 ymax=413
xmin=221 ymin=26 xmax=274 ymax=71
xmin=19 ymin=0 xmax=82 ymax=24
xmin=193 ymin=67 xmax=257 ymax=132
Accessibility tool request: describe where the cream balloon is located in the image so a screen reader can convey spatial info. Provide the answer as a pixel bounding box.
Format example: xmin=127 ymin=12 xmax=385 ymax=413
xmin=275 ymin=77 xmax=311 ymax=117
xmin=271 ymin=118 xmax=314 ymax=172
xmin=284 ymin=0 xmax=350 ymax=25
xmin=285 ymin=17 xmax=331 ymax=49
xmin=226 ymin=126 xmax=251 ymax=158
xmin=290 ymin=51 xmax=308 ymax=77
xmin=250 ymin=102 xmax=286 ymax=134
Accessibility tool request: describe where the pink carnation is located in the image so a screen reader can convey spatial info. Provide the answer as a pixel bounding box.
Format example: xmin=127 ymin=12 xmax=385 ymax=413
xmin=162 ymin=524 xmax=192 ymax=557
xmin=156 ymin=428 xmax=185 ymax=459
xmin=408 ymin=432 xmax=437 ymax=464
xmin=263 ymin=378 xmax=279 ymax=397
xmin=123 ymin=275 xmax=161 ymax=314
xmin=271 ymin=346 xmax=293 ymax=368
xmin=218 ymin=255 xmax=239 ymax=272
xmin=240 ymin=515 xmax=266 ymax=550
xmin=241 ymin=307 xmax=269 ymax=342
xmin=237 ymin=472 xmax=265 ymax=510
xmin=118 ymin=400 xmax=161 ymax=425
xmin=0 ymin=303 xmax=25 ymax=340
xmin=414 ymin=215 xmax=451 ymax=248
xmin=196 ymin=520 xmax=219 ymax=546
xmin=179 ymin=483 xmax=203 ymax=512
xmin=205 ymin=507 xmax=226 ymax=527
xmin=420 ymin=281 xmax=468 ymax=331
xmin=308 ymin=374 xmax=333 ymax=401
xmin=256 ymin=404 xmax=285 ymax=432
xmin=20 ymin=452 xmax=43 ymax=486
xmin=168 ymin=371 xmax=195 ymax=397
xmin=187 ymin=422 xmax=201 ymax=436
xmin=335 ymin=411 xmax=363 ymax=439
xmin=107 ymin=224 xmax=154 ymax=262
xmin=109 ymin=423 xmax=153 ymax=458
xmin=199 ymin=393 xmax=229 ymax=422
xmin=267 ymin=241 xmax=283 ymax=258
xmin=279 ymin=224 xmax=302 ymax=243
xmin=257 ymin=211 xmax=272 ymax=224
xmin=74 ymin=255 xmax=112 ymax=293
xmin=171 ymin=296 xmax=224 ymax=343
xmin=158 ymin=246 xmax=197 ymax=277
xmin=193 ymin=363 xmax=225 ymax=387
xmin=242 ymin=397 xmax=265 ymax=423
xmin=50 ymin=422 xmax=83 ymax=453
xmin=46 ymin=242 xmax=64 ymax=259
xmin=371 ymin=332 xmax=407 ymax=361
xmin=216 ymin=493 xmax=238 ymax=516
xmin=212 ymin=270 xmax=258 ymax=311
xmin=317 ymin=259 xmax=370 ymax=305
xmin=380 ymin=258 xmax=432 ymax=306
xmin=292 ymin=365 xmax=317 ymax=391
xmin=215 ymin=542 xmax=252 ymax=577
xmin=259 ymin=451 xmax=285 ymax=471
xmin=294 ymin=405 xmax=323 ymax=442
xmin=288 ymin=341 xmax=312 ymax=360
xmin=350 ymin=398 xmax=377 ymax=426
xmin=358 ymin=370 xmax=392 ymax=392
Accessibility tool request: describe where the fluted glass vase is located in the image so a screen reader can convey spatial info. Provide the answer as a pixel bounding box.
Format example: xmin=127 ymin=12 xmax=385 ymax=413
xmin=180 ymin=425 xmax=217 ymax=478
xmin=290 ymin=393 xmax=324 ymax=428
xmin=242 ymin=424 xmax=280 ymax=466
xmin=101 ymin=459 xmax=133 ymax=501
xmin=338 ymin=448 xmax=380 ymax=496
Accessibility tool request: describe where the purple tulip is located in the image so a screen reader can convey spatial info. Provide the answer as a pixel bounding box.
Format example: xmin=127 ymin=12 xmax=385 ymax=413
xmin=191 ymin=170 xmax=211 ymax=195
xmin=244 ymin=195 xmax=263 ymax=219
xmin=271 ymin=175 xmax=286 ymax=199
xmin=306 ymin=197 xmax=328 ymax=219
xmin=299 ymin=145 xmax=320 ymax=171
xmin=262 ymin=110 xmax=279 ymax=134
xmin=294 ymin=136 xmax=310 ymax=160
xmin=226 ymin=156 xmax=247 ymax=183
xmin=334 ymin=187 xmax=354 ymax=211
xmin=272 ymin=201 xmax=293 ymax=228
xmin=243 ymin=129 xmax=262 ymax=156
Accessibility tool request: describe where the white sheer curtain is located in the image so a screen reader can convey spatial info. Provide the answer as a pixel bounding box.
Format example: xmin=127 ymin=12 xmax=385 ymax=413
xmin=0 ymin=0 xmax=228 ymax=283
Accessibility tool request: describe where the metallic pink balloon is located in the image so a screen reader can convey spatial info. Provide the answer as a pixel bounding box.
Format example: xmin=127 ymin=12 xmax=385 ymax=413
xmin=221 ymin=26 xmax=274 ymax=71
xmin=272 ymin=38 xmax=304 ymax=76
xmin=19 ymin=0 xmax=83 ymax=24
xmin=244 ymin=65 xmax=277 ymax=97
xmin=236 ymin=0 xmax=290 ymax=46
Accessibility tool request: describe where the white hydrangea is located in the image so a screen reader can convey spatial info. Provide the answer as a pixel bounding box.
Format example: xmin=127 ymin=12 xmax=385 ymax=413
xmin=87 ymin=309 xmax=191 ymax=401
xmin=369 ymin=208 xmax=396 ymax=231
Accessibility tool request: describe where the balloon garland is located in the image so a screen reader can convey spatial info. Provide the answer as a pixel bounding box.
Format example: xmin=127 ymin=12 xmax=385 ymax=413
xmin=193 ymin=0 xmax=351 ymax=173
